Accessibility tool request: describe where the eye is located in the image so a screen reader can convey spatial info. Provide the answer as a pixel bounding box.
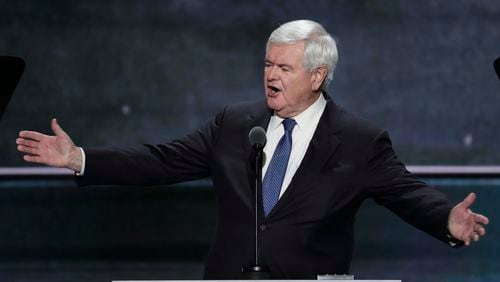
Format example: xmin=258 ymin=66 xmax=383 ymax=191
xmin=281 ymin=66 xmax=291 ymax=72
xmin=264 ymin=62 xmax=272 ymax=68
xmin=277 ymin=64 xmax=292 ymax=72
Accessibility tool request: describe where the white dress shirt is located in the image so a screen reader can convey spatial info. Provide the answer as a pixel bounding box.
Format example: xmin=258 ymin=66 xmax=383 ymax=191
xmin=76 ymin=147 xmax=86 ymax=176
xmin=262 ymin=94 xmax=327 ymax=198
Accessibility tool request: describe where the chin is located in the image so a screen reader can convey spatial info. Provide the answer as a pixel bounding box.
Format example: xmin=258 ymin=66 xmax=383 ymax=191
xmin=266 ymin=99 xmax=283 ymax=112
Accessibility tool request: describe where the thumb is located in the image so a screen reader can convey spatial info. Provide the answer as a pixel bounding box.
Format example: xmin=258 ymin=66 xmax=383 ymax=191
xmin=51 ymin=118 xmax=67 ymax=137
xmin=458 ymin=192 xmax=476 ymax=210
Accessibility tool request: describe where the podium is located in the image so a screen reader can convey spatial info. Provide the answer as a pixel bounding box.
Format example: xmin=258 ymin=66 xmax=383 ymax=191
xmin=112 ymin=279 xmax=401 ymax=282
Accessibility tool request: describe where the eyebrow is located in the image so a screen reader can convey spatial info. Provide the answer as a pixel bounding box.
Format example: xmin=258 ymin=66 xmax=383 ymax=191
xmin=264 ymin=60 xmax=293 ymax=69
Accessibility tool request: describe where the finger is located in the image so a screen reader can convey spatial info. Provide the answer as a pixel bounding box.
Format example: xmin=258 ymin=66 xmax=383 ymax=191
xmin=458 ymin=193 xmax=476 ymax=210
xmin=19 ymin=131 xmax=47 ymax=141
xmin=464 ymin=237 xmax=470 ymax=246
xmin=16 ymin=138 xmax=39 ymax=148
xmin=23 ymin=154 xmax=43 ymax=164
xmin=474 ymin=213 xmax=489 ymax=225
xmin=51 ymin=118 xmax=67 ymax=137
xmin=472 ymin=233 xmax=479 ymax=242
xmin=475 ymin=226 xmax=486 ymax=236
xmin=17 ymin=145 xmax=39 ymax=155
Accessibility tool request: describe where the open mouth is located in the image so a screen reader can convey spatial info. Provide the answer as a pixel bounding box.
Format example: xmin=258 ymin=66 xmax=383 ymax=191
xmin=268 ymin=85 xmax=281 ymax=94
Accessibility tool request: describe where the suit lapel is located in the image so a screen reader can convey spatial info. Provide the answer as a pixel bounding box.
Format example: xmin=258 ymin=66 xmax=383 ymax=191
xmin=265 ymin=100 xmax=342 ymax=220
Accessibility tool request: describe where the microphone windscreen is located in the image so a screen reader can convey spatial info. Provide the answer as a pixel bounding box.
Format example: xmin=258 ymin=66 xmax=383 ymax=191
xmin=495 ymin=57 xmax=500 ymax=80
xmin=249 ymin=126 xmax=267 ymax=148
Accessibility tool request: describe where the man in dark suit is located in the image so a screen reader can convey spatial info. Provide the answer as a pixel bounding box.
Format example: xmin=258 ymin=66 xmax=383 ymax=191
xmin=16 ymin=20 xmax=488 ymax=279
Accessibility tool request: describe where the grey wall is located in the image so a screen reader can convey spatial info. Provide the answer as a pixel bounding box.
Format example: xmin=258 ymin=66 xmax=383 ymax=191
xmin=1 ymin=0 xmax=499 ymax=166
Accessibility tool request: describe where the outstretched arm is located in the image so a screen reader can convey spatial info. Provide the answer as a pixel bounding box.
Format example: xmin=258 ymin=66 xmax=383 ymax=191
xmin=448 ymin=192 xmax=489 ymax=246
xmin=16 ymin=118 xmax=83 ymax=172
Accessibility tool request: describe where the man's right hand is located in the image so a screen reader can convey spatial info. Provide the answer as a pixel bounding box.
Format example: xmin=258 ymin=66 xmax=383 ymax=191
xmin=16 ymin=118 xmax=83 ymax=172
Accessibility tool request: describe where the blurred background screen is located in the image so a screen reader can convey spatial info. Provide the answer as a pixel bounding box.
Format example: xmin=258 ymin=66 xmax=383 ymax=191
xmin=1 ymin=0 xmax=499 ymax=166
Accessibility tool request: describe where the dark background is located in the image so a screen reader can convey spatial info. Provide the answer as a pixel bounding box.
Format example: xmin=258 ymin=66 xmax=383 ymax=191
xmin=1 ymin=0 xmax=499 ymax=165
xmin=1 ymin=1 xmax=499 ymax=282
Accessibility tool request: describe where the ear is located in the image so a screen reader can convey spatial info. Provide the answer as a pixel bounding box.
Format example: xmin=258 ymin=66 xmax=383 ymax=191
xmin=310 ymin=66 xmax=328 ymax=91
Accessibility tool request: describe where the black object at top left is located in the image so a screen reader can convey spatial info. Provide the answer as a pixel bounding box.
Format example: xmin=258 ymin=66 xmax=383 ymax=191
xmin=0 ymin=56 xmax=25 ymax=120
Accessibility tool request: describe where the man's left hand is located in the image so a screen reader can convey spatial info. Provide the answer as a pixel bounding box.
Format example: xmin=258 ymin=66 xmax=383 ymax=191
xmin=448 ymin=192 xmax=489 ymax=246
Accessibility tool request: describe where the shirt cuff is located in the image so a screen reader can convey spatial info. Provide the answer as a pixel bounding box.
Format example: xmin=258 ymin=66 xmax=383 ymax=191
xmin=75 ymin=147 xmax=86 ymax=176
xmin=446 ymin=233 xmax=464 ymax=248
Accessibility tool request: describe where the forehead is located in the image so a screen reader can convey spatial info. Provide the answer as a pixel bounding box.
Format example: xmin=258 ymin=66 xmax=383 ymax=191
xmin=265 ymin=42 xmax=305 ymax=64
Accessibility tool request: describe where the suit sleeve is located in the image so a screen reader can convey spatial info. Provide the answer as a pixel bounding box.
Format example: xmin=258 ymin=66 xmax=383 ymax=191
xmin=76 ymin=106 xmax=226 ymax=186
xmin=361 ymin=130 xmax=462 ymax=246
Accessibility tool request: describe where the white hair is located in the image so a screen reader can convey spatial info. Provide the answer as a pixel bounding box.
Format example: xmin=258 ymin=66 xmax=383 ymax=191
xmin=266 ymin=20 xmax=338 ymax=91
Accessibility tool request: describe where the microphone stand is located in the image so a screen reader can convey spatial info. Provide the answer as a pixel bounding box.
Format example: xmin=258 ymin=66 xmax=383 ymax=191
xmin=241 ymin=145 xmax=270 ymax=279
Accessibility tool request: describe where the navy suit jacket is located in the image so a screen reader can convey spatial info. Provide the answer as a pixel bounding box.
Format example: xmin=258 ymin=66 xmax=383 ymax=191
xmin=78 ymin=96 xmax=455 ymax=279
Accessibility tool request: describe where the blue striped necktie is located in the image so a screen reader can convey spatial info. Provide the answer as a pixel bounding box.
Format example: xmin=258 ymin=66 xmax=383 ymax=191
xmin=262 ymin=118 xmax=296 ymax=216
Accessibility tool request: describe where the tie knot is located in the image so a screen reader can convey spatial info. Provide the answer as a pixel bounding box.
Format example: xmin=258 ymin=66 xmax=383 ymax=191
xmin=282 ymin=118 xmax=296 ymax=133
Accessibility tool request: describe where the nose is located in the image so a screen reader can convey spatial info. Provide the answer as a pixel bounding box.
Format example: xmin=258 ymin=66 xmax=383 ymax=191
xmin=266 ymin=65 xmax=278 ymax=81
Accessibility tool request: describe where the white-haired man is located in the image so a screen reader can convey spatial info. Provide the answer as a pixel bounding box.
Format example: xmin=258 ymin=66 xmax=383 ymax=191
xmin=17 ymin=20 xmax=488 ymax=279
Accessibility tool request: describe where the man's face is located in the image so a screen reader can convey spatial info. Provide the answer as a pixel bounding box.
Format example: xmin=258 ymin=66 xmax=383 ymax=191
xmin=264 ymin=42 xmax=320 ymax=118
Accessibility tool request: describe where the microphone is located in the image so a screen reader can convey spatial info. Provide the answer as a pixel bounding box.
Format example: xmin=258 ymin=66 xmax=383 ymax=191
xmin=494 ymin=57 xmax=500 ymax=80
xmin=242 ymin=126 xmax=270 ymax=279
xmin=249 ymin=126 xmax=266 ymax=149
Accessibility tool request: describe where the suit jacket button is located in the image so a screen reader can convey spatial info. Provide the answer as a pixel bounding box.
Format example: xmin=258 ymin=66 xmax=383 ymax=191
xmin=259 ymin=225 xmax=267 ymax=231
